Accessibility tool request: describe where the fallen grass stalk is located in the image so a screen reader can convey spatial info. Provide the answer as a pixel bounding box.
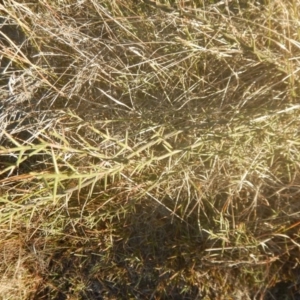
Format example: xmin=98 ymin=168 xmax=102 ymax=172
xmin=0 ymin=0 xmax=300 ymax=299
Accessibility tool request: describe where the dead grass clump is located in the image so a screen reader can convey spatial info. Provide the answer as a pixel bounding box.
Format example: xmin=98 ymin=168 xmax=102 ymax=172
xmin=1 ymin=0 xmax=300 ymax=299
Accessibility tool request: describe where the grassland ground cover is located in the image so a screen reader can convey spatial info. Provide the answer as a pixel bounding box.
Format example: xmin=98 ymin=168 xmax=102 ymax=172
xmin=0 ymin=0 xmax=300 ymax=299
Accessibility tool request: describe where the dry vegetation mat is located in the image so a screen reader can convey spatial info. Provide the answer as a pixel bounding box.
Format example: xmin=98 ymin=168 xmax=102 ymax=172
xmin=1 ymin=0 xmax=300 ymax=299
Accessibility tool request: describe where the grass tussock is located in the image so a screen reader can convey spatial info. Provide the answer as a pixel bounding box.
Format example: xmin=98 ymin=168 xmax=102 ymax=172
xmin=0 ymin=0 xmax=300 ymax=299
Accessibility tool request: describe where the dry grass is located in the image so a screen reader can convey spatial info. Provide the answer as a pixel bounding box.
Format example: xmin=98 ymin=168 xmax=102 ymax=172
xmin=0 ymin=0 xmax=300 ymax=299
